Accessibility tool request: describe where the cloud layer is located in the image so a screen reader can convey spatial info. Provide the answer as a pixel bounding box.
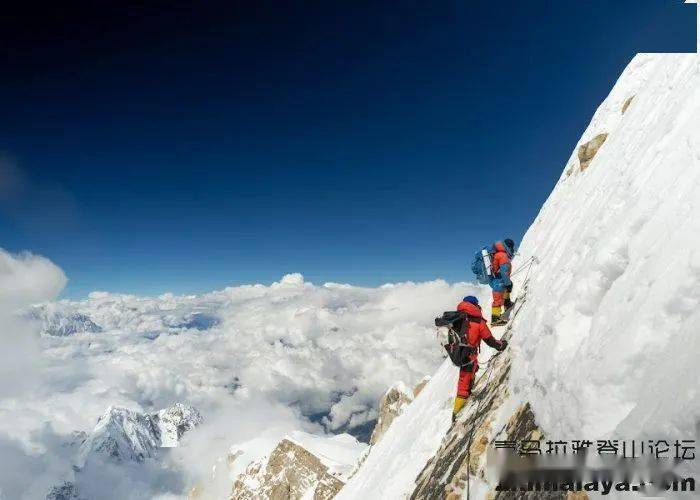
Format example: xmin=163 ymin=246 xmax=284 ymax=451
xmin=2 ymin=261 xmax=487 ymax=498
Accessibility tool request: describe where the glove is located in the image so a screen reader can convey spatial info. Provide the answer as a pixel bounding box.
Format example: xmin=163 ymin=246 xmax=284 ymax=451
xmin=498 ymin=340 xmax=508 ymax=351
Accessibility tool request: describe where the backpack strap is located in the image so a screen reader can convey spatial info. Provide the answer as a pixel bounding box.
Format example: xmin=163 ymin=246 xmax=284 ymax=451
xmin=459 ymin=313 xmax=483 ymax=350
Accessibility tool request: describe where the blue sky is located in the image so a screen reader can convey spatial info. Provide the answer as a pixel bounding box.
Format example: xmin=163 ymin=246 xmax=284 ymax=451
xmin=0 ymin=1 xmax=695 ymax=297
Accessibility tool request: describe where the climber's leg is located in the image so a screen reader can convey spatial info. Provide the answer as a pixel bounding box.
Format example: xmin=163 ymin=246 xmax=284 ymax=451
xmin=504 ymin=284 xmax=514 ymax=310
xmin=453 ymin=365 xmax=475 ymax=421
xmin=491 ymin=290 xmax=506 ymax=325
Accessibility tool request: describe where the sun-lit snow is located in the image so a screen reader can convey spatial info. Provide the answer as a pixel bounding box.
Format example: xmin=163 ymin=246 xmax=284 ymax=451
xmin=286 ymin=431 xmax=367 ymax=480
xmin=511 ymin=53 xmax=700 ymax=445
xmin=336 ymin=359 xmax=456 ymax=499
xmin=337 ymin=52 xmax=700 ymax=498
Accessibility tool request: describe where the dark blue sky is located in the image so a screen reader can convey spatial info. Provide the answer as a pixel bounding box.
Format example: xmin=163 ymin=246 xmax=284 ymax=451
xmin=0 ymin=1 xmax=695 ymax=297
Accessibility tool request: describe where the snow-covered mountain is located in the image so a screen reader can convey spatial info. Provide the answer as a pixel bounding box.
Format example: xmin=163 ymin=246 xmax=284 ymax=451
xmin=338 ymin=52 xmax=700 ymax=498
xmin=76 ymin=403 xmax=202 ymax=467
xmin=45 ymin=403 xmax=201 ymax=500
xmin=30 ymin=304 xmax=102 ymax=336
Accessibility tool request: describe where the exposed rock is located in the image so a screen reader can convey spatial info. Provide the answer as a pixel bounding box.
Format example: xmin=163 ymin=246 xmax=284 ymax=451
xmin=369 ymin=383 xmax=414 ymax=445
xmin=492 ymin=404 xmax=557 ymax=500
xmin=577 ymin=133 xmax=608 ymax=172
xmin=46 ymin=482 xmax=82 ymax=500
xmin=230 ymin=438 xmax=345 ymax=500
xmin=413 ymin=376 xmax=430 ymax=397
xmin=621 ymin=95 xmax=635 ymax=114
xmin=410 ymin=347 xmax=511 ymax=500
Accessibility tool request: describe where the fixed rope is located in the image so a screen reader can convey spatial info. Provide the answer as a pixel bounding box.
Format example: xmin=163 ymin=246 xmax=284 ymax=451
xmin=463 ymin=277 xmax=532 ymax=499
xmin=509 ymin=255 xmax=537 ymax=278
xmin=465 ymin=347 xmax=503 ymax=499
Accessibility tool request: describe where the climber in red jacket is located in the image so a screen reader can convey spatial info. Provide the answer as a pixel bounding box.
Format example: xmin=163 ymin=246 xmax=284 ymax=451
xmin=453 ymin=296 xmax=507 ymax=421
xmin=490 ymin=241 xmax=513 ymax=325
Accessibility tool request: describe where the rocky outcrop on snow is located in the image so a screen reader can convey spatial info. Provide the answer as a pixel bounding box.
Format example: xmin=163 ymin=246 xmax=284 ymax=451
xmin=369 ymin=382 xmax=414 ymax=445
xmin=576 ymin=132 xmax=608 ymax=172
xmin=621 ymin=95 xmax=635 ymax=114
xmin=412 ymin=376 xmax=430 ymax=398
xmin=231 ymin=438 xmax=345 ymax=500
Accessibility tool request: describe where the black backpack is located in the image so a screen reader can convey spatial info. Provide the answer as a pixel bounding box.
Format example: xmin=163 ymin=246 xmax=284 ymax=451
xmin=435 ymin=311 xmax=478 ymax=368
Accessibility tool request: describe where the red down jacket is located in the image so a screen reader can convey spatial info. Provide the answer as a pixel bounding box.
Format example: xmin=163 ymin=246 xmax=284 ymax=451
xmin=455 ymin=300 xmax=505 ymax=398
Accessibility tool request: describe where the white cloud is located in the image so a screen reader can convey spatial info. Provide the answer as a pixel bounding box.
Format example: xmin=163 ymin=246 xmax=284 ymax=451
xmin=0 ymin=270 xmax=488 ymax=497
xmin=0 ymin=248 xmax=67 ymax=398
xmin=0 ymin=249 xmax=67 ymax=307
xmin=0 ymin=248 xmax=69 ymax=499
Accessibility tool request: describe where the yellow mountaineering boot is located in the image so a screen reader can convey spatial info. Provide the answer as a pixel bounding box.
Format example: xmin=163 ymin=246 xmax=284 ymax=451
xmin=491 ymin=306 xmax=506 ymax=326
xmin=452 ymin=396 xmax=467 ymax=422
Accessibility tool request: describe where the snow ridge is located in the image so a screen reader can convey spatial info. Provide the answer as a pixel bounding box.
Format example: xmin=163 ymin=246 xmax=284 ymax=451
xmin=338 ymin=52 xmax=700 ymax=498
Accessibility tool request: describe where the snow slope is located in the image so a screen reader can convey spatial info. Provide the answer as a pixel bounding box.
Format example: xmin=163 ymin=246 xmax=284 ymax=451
xmin=511 ymin=53 xmax=700 ymax=444
xmin=336 ymin=360 xmax=455 ymax=499
xmin=287 ymin=431 xmax=367 ymax=480
xmin=338 ymin=52 xmax=700 ymax=497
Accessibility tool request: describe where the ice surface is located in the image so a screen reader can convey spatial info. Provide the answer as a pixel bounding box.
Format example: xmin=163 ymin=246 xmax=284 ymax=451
xmin=511 ymin=54 xmax=700 ymax=442
xmin=337 ymin=359 xmax=455 ymax=499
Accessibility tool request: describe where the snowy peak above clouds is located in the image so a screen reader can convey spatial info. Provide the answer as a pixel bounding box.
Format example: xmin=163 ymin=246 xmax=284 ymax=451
xmin=77 ymin=406 xmax=160 ymax=465
xmin=153 ymin=402 xmax=203 ymax=448
xmin=30 ymin=304 xmax=102 ymax=336
xmin=77 ymin=403 xmax=201 ymax=467
xmin=33 ymin=274 xmax=482 ymax=441
xmin=14 ymin=273 xmax=484 ymax=500
xmin=45 ymin=403 xmax=201 ymax=500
